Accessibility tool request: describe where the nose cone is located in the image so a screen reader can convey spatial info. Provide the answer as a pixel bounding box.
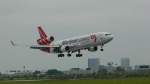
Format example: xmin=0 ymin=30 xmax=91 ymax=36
xmin=110 ymin=34 xmax=114 ymax=41
xmin=107 ymin=34 xmax=114 ymax=42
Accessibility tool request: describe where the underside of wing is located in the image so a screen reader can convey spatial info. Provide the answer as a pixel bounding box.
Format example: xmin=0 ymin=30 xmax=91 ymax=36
xmin=30 ymin=45 xmax=60 ymax=49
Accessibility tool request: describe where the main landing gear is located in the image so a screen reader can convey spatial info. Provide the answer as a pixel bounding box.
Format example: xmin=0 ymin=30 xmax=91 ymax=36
xmin=100 ymin=45 xmax=104 ymax=51
xmin=58 ymin=51 xmax=72 ymax=57
xmin=76 ymin=54 xmax=82 ymax=57
xmin=76 ymin=50 xmax=83 ymax=57
xmin=58 ymin=53 xmax=64 ymax=57
xmin=58 ymin=50 xmax=83 ymax=57
xmin=67 ymin=52 xmax=72 ymax=57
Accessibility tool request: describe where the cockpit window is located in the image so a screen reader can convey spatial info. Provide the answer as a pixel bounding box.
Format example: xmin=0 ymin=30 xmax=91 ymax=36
xmin=105 ymin=34 xmax=111 ymax=36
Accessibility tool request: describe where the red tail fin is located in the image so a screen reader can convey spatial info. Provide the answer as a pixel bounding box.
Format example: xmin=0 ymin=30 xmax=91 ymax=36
xmin=38 ymin=26 xmax=47 ymax=39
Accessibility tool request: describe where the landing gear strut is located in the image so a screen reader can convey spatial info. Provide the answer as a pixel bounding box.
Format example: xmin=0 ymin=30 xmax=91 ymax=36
xmin=100 ymin=45 xmax=104 ymax=51
xmin=67 ymin=52 xmax=72 ymax=57
xmin=100 ymin=39 xmax=104 ymax=51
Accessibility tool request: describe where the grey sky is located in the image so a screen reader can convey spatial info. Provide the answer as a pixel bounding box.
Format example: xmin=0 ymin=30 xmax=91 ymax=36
xmin=0 ymin=0 xmax=150 ymax=72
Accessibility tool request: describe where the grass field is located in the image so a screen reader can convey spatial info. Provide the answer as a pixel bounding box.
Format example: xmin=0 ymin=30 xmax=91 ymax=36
xmin=0 ymin=78 xmax=150 ymax=84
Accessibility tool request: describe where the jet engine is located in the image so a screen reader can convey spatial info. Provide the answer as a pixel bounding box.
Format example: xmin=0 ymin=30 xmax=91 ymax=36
xmin=88 ymin=46 xmax=98 ymax=52
xmin=49 ymin=36 xmax=54 ymax=42
xmin=37 ymin=36 xmax=55 ymax=45
xmin=61 ymin=45 xmax=70 ymax=52
xmin=37 ymin=38 xmax=49 ymax=45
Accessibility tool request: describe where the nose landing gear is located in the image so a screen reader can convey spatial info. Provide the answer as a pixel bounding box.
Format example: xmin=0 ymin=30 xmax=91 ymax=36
xmin=100 ymin=48 xmax=104 ymax=51
xmin=100 ymin=45 xmax=104 ymax=51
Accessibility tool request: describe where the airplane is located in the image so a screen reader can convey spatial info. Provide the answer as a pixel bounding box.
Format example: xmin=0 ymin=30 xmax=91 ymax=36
xmin=11 ymin=26 xmax=114 ymax=57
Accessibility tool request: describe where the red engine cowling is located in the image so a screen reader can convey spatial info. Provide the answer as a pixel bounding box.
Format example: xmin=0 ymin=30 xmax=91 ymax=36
xmin=37 ymin=38 xmax=50 ymax=45
xmin=37 ymin=36 xmax=55 ymax=45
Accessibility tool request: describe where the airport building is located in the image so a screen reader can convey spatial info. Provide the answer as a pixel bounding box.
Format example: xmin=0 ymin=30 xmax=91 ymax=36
xmin=120 ymin=57 xmax=132 ymax=71
xmin=106 ymin=62 xmax=116 ymax=72
xmin=135 ymin=65 xmax=150 ymax=71
xmin=88 ymin=58 xmax=100 ymax=72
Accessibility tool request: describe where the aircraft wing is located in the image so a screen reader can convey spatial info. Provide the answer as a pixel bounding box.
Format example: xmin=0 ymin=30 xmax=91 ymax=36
xmin=10 ymin=40 xmax=60 ymax=49
xmin=30 ymin=45 xmax=60 ymax=49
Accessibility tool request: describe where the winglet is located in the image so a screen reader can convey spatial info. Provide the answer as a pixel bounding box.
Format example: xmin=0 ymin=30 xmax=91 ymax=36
xmin=10 ymin=40 xmax=16 ymax=46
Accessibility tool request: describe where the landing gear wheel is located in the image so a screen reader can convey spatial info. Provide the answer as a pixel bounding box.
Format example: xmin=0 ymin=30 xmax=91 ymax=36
xmin=76 ymin=50 xmax=83 ymax=57
xmin=79 ymin=54 xmax=83 ymax=57
xmin=100 ymin=48 xmax=104 ymax=51
xmin=76 ymin=54 xmax=79 ymax=57
xmin=76 ymin=54 xmax=83 ymax=57
xmin=58 ymin=54 xmax=64 ymax=57
xmin=67 ymin=53 xmax=71 ymax=57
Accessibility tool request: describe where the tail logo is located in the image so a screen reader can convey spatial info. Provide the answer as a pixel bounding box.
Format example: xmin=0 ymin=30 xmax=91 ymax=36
xmin=37 ymin=26 xmax=50 ymax=45
xmin=90 ymin=34 xmax=97 ymax=43
xmin=38 ymin=26 xmax=47 ymax=39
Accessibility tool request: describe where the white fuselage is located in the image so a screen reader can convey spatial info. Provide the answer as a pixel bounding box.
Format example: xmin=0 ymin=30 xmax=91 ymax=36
xmin=50 ymin=32 xmax=113 ymax=53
